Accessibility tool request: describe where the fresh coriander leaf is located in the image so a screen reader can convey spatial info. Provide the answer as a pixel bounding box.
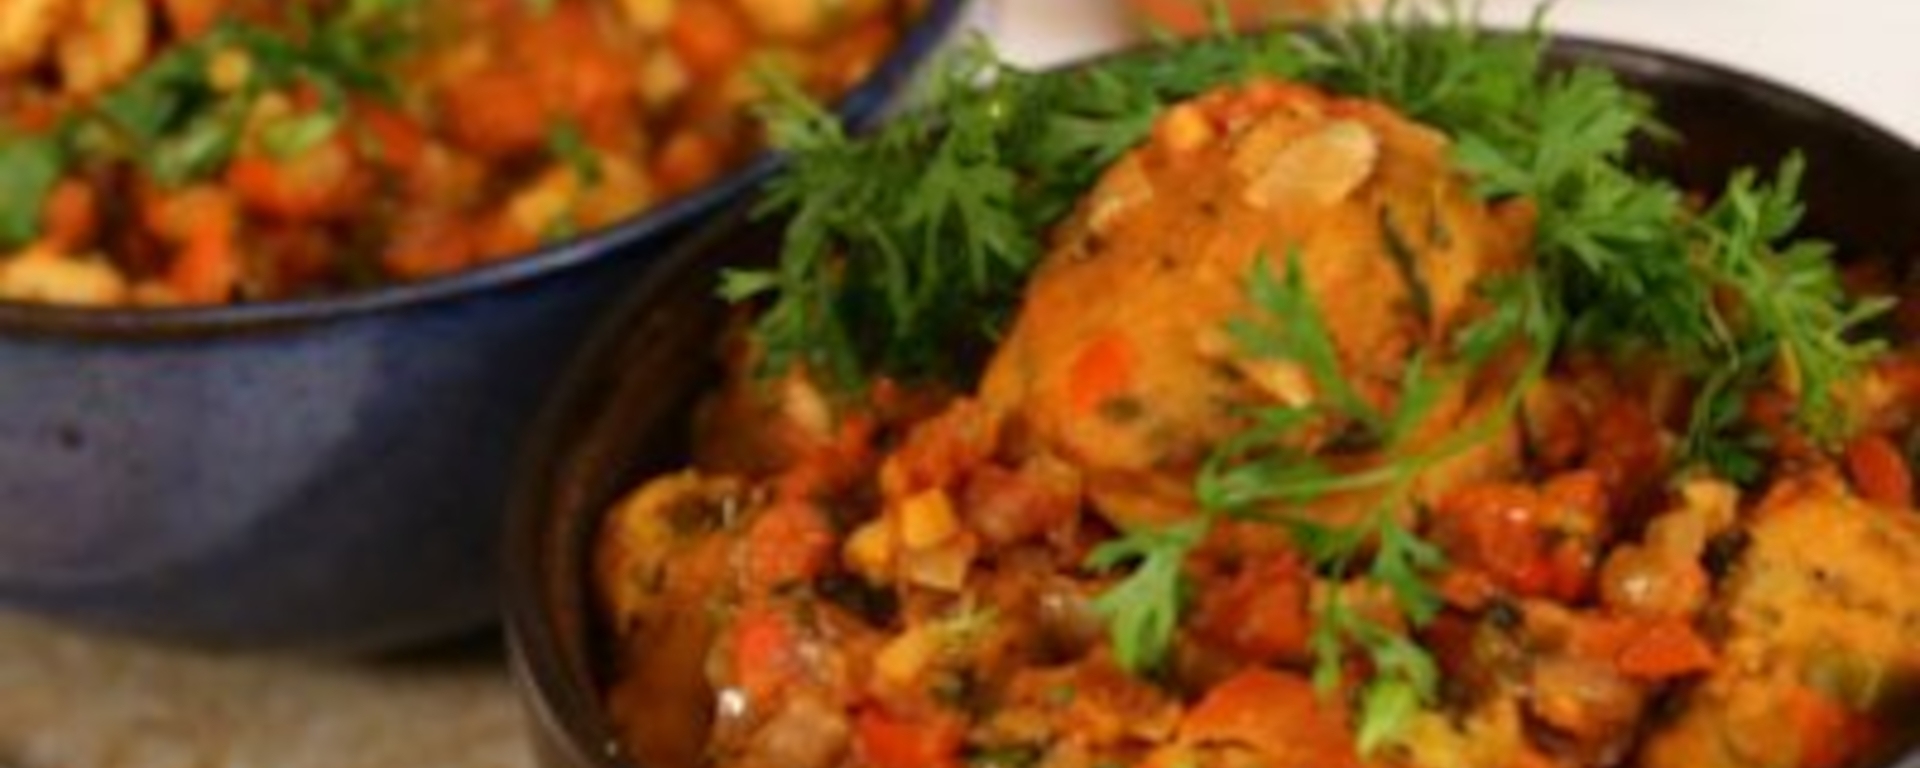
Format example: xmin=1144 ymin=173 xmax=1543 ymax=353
xmin=0 ymin=133 xmax=68 ymax=249
xmin=1356 ymin=677 xmax=1421 ymax=754
xmin=718 ymin=269 xmax=783 ymax=302
xmin=1085 ymin=518 xmax=1210 ymax=674
xmin=1235 ymin=252 xmax=1385 ymax=434
xmin=1372 ymin=518 xmax=1446 ymax=624
xmin=1693 ymin=154 xmax=1890 ymax=446
xmin=966 ymin=746 xmax=1044 ymax=768
xmin=148 ymin=107 xmax=244 ymax=186
xmin=545 ymin=120 xmax=605 ymax=186
xmin=1384 ymin=353 xmax=1451 ymax=446
xmin=261 ymin=105 xmax=344 ymax=159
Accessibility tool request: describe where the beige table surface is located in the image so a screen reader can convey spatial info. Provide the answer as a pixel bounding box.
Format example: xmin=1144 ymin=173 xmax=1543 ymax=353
xmin=0 ymin=614 xmax=533 ymax=768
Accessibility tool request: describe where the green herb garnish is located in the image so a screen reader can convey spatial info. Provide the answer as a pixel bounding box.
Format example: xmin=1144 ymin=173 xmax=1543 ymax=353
xmin=731 ymin=1 xmax=1889 ymax=756
xmin=0 ymin=132 xmax=69 ymax=249
xmin=545 ymin=119 xmax=605 ymax=186
xmin=1084 ymin=517 xmax=1209 ymax=675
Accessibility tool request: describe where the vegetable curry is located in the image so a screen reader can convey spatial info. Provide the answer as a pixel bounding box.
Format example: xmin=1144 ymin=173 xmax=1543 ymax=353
xmin=593 ymin=13 xmax=1920 ymax=768
xmin=0 ymin=0 xmax=914 ymax=306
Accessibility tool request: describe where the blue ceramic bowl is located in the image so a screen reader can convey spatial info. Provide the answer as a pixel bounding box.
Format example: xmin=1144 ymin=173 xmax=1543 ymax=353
xmin=0 ymin=0 xmax=969 ymax=654
xmin=503 ymin=35 xmax=1920 ymax=768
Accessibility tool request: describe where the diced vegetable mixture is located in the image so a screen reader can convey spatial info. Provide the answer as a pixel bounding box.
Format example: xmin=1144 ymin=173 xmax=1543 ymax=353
xmin=0 ymin=0 xmax=915 ymax=306
xmin=592 ymin=11 xmax=1920 ymax=768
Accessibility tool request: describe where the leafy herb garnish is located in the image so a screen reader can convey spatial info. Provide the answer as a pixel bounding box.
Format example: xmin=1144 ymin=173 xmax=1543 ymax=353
xmin=0 ymin=132 xmax=69 ymax=249
xmin=734 ymin=32 xmax=1313 ymax=389
xmin=1085 ymin=517 xmax=1208 ymax=674
xmin=732 ymin=1 xmax=1890 ymax=756
xmin=96 ymin=2 xmax=417 ymax=184
xmin=545 ymin=119 xmax=605 ymax=186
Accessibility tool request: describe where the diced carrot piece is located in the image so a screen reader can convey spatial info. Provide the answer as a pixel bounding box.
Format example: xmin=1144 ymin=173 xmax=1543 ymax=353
xmin=167 ymin=224 xmax=239 ymax=306
xmin=1615 ymin=619 xmax=1716 ymax=679
xmin=668 ymin=0 xmax=751 ymax=79
xmin=1067 ymin=331 xmax=1136 ymax=418
xmin=440 ymin=68 xmax=549 ymax=159
xmin=41 ymin=180 xmax=98 ymax=252
xmin=516 ymin=3 xmax=636 ymax=138
xmin=355 ymin=100 xmax=428 ymax=174
xmin=382 ymin=210 xmax=479 ymax=280
xmin=652 ymin=130 xmax=726 ymax=198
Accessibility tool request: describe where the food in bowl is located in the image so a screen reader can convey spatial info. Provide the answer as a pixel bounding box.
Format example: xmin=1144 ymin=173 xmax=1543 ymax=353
xmin=584 ymin=13 xmax=1920 ymax=768
xmin=0 ymin=0 xmax=917 ymax=307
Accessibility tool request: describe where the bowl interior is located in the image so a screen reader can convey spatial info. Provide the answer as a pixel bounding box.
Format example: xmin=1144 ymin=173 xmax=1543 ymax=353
xmin=504 ymin=34 xmax=1920 ymax=768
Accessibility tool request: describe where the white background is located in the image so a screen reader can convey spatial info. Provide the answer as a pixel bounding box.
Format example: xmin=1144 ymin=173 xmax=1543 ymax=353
xmin=976 ymin=0 xmax=1920 ymax=147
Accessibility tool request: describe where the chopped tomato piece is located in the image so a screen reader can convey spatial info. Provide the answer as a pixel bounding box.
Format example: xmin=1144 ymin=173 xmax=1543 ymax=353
xmin=854 ymin=709 xmax=965 ymax=768
xmin=1584 ymin=394 xmax=1667 ymax=503
xmin=1433 ymin=485 xmax=1559 ymax=599
xmin=1845 ymin=433 xmax=1913 ymax=508
xmin=961 ymin=463 xmax=1079 ymax=546
xmin=1181 ymin=669 xmax=1361 ymax=768
xmin=1570 ymin=615 xmax=1716 ymax=680
xmin=668 ymin=0 xmax=752 ymax=79
xmin=1786 ymin=684 xmax=1881 ymax=768
xmin=226 ymin=135 xmax=369 ymax=222
xmin=355 ymin=101 xmax=428 ymax=174
xmin=1191 ymin=553 xmax=1312 ymax=663
xmin=730 ymin=605 xmax=802 ymax=704
xmin=744 ymin=501 xmax=837 ymax=589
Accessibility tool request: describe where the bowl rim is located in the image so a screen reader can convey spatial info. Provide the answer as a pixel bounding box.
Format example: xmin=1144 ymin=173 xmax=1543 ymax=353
xmin=0 ymin=0 xmax=972 ymax=341
xmin=501 ymin=29 xmax=1920 ymax=768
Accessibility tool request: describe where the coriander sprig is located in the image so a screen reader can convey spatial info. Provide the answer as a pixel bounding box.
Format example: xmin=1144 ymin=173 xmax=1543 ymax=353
xmin=1084 ymin=518 xmax=1210 ymax=674
xmin=1088 ymin=250 xmax=1551 ymax=749
xmin=735 ymin=32 xmax=1318 ymax=390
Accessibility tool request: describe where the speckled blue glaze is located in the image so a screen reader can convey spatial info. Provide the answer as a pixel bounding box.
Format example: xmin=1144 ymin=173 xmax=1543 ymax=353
xmin=0 ymin=0 xmax=969 ymax=653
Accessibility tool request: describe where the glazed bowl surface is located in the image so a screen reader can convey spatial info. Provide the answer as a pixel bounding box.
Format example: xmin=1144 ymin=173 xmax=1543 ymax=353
xmin=0 ymin=0 xmax=969 ymax=653
xmin=502 ymin=33 xmax=1920 ymax=768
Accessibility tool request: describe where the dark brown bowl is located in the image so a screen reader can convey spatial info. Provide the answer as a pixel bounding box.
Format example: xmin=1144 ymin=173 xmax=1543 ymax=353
xmin=503 ymin=34 xmax=1920 ymax=768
